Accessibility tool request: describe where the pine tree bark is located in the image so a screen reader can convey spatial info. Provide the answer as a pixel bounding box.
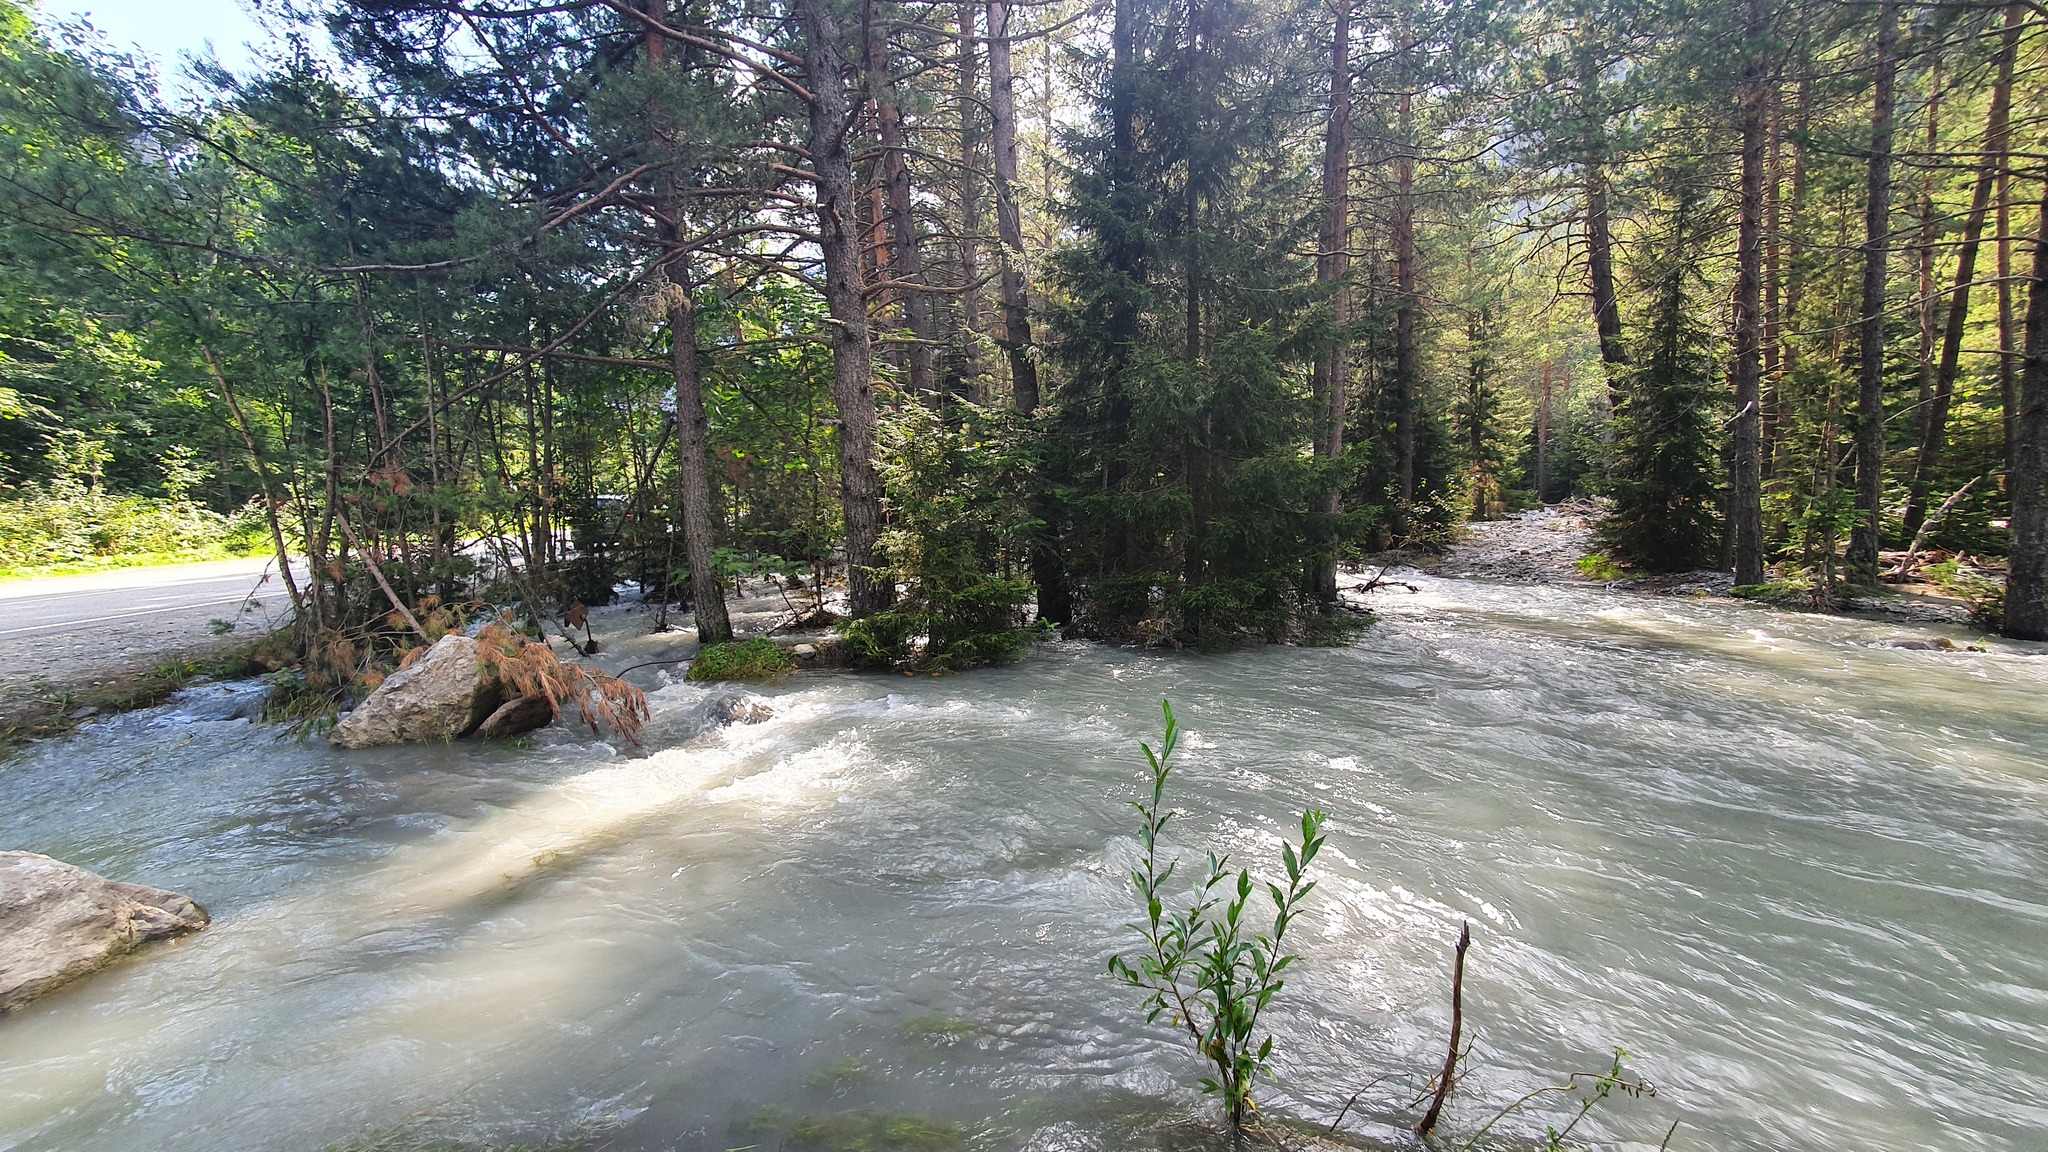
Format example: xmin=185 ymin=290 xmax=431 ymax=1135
xmin=956 ymin=0 xmax=984 ymax=402
xmin=1763 ymin=83 xmax=1782 ymax=476
xmin=1914 ymin=61 xmax=1940 ymax=456
xmin=1903 ymin=20 xmax=2015 ymax=538
xmin=1393 ymin=89 xmax=1418 ymax=513
xmin=1307 ymin=0 xmax=1351 ymax=600
xmin=1578 ymin=48 xmax=1626 ymax=422
xmin=663 ymin=256 xmax=734 ymax=642
xmin=865 ymin=2 xmax=935 ymax=398
xmin=802 ymin=0 xmax=894 ymax=616
xmin=1996 ymin=2 xmax=2022 ymax=477
xmin=1728 ymin=0 xmax=1769 ymax=587
xmin=2004 ymin=180 xmax=2048 ymax=639
xmin=1846 ymin=0 xmax=1900 ymax=580
xmin=643 ymin=1 xmax=732 ymax=643
xmin=988 ymin=0 xmax=1039 ymax=415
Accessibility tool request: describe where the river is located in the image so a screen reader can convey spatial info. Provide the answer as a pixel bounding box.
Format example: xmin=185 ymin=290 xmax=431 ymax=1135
xmin=2 ymin=575 xmax=2043 ymax=1152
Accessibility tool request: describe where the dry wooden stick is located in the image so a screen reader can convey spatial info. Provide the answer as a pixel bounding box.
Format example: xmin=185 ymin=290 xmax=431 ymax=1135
xmin=1890 ymin=476 xmax=1980 ymax=580
xmin=1416 ymin=921 xmax=1472 ymax=1136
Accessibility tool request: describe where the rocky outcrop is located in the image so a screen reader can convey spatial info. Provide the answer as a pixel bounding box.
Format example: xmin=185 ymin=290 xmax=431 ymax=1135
xmin=329 ymin=634 xmax=504 ymax=748
xmin=0 ymin=852 xmax=209 ymax=1014
xmin=477 ymin=692 xmax=554 ymax=740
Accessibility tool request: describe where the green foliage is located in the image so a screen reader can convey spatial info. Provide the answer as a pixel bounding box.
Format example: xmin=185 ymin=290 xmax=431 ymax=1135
xmin=687 ymin=637 xmax=796 ymax=683
xmin=0 ymin=482 xmax=270 ymax=575
xmin=850 ymin=404 xmax=1035 ymax=671
xmin=1598 ymin=165 xmax=1721 ymax=573
xmin=1574 ymin=553 xmax=1624 ymax=581
xmin=1107 ymin=700 xmax=1327 ymax=1136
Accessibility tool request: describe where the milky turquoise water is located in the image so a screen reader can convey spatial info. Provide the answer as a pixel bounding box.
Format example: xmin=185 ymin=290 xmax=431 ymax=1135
xmin=2 ymin=576 xmax=2043 ymax=1152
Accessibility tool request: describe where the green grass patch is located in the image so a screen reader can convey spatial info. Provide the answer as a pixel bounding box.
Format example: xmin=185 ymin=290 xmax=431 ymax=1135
xmin=1575 ymin=552 xmax=1625 ymax=581
xmin=687 ymin=637 xmax=796 ymax=682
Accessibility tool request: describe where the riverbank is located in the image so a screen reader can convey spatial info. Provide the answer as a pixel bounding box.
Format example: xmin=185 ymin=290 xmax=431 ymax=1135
xmin=1392 ymin=502 xmax=1986 ymax=628
xmin=0 ymin=557 xmax=296 ymax=752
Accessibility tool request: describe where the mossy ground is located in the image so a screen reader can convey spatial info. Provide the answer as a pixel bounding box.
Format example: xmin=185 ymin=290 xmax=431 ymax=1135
xmin=687 ymin=636 xmax=797 ymax=682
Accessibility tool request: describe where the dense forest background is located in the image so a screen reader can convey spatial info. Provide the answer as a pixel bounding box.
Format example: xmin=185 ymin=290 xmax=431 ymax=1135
xmin=3 ymin=0 xmax=2047 ymax=682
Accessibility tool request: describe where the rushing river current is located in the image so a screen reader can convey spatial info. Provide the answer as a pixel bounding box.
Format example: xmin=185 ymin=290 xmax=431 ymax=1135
xmin=2 ymin=575 xmax=2045 ymax=1152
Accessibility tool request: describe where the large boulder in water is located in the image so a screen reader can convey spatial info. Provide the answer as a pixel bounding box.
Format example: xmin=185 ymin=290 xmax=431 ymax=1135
xmin=329 ymin=633 xmax=504 ymax=748
xmin=0 ymin=852 xmax=209 ymax=1014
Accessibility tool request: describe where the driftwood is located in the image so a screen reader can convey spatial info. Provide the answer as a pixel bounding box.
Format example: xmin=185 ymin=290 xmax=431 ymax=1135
xmin=1416 ymin=921 xmax=1472 ymax=1136
xmin=1348 ymin=559 xmax=1420 ymax=595
xmin=1889 ymin=476 xmax=1980 ymax=581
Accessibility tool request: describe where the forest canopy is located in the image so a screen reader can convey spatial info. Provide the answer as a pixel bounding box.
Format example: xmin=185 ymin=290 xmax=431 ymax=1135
xmin=3 ymin=0 xmax=2046 ymax=668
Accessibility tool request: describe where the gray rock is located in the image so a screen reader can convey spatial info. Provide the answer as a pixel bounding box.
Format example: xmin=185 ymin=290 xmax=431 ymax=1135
xmin=1876 ymin=636 xmax=1958 ymax=651
xmin=477 ymin=693 xmax=554 ymax=740
xmin=328 ymin=634 xmax=504 ymax=748
xmin=706 ymin=694 xmax=773 ymax=726
xmin=0 ymin=852 xmax=209 ymax=1014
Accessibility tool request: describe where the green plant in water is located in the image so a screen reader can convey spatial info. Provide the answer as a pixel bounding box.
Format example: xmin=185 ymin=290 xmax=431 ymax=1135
xmin=1108 ymin=699 xmax=1327 ymax=1141
xmin=688 ymin=637 xmax=796 ymax=682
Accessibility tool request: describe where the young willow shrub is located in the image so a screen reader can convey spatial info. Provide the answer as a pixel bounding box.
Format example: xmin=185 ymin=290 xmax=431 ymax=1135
xmin=1108 ymin=700 xmax=1327 ymax=1139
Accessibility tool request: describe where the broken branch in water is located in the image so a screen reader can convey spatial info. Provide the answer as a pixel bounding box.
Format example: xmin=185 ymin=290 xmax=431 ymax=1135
xmin=1417 ymin=921 xmax=1472 ymax=1136
xmin=1349 ymin=558 xmax=1420 ymax=595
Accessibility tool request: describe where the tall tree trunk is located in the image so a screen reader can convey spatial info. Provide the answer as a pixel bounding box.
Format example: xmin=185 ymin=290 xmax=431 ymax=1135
xmin=1728 ymin=0 xmax=1769 ymax=586
xmin=1846 ymin=0 xmax=1899 ymax=580
xmin=1393 ymin=88 xmax=1418 ymax=513
xmin=1914 ymin=59 xmax=1940 ymax=456
xmin=2004 ymin=180 xmax=2048 ymax=639
xmin=989 ymin=0 xmax=1039 ymax=414
xmin=802 ymin=0 xmax=894 ymax=616
xmin=1904 ymin=20 xmax=2015 ymax=537
xmin=643 ymin=1 xmax=732 ymax=642
xmin=1536 ymin=359 xmax=1552 ymax=504
xmin=1307 ymin=0 xmax=1351 ymax=600
xmin=663 ymin=259 xmax=733 ymax=642
xmin=1578 ymin=48 xmax=1625 ymax=423
xmin=1997 ymin=2 xmax=2022 ymax=478
xmin=865 ymin=1 xmax=935 ymax=398
xmin=956 ymin=0 xmax=984 ymax=402
xmin=1763 ymin=82 xmax=1782 ymax=477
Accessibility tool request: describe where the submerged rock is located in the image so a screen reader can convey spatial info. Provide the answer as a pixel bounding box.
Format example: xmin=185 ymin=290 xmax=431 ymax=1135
xmin=1876 ymin=636 xmax=1959 ymax=651
xmin=0 ymin=852 xmax=209 ymax=1014
xmin=329 ymin=634 xmax=504 ymax=748
xmin=477 ymin=693 xmax=555 ymax=740
xmin=706 ymin=693 xmax=773 ymax=726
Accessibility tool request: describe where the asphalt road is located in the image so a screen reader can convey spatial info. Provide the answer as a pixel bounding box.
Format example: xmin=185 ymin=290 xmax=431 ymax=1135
xmin=0 ymin=557 xmax=298 ymax=704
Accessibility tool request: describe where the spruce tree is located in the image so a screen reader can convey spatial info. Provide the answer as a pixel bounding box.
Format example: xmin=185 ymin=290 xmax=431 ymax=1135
xmin=1599 ymin=166 xmax=1721 ymax=572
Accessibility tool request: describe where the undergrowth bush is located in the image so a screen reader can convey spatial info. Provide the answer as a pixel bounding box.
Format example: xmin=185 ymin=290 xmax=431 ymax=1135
xmin=855 ymin=404 xmax=1036 ymax=672
xmin=0 ymin=481 xmax=270 ymax=573
xmin=688 ymin=637 xmax=796 ymax=682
